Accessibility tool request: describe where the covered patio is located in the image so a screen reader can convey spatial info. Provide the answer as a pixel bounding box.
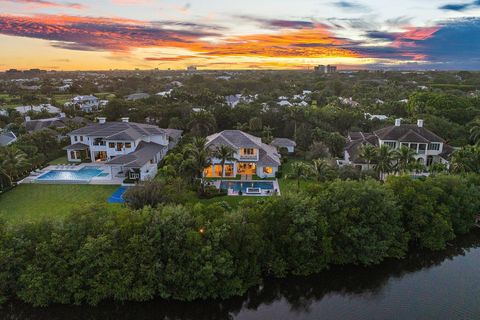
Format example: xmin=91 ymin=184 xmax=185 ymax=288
xmin=63 ymin=143 xmax=90 ymax=162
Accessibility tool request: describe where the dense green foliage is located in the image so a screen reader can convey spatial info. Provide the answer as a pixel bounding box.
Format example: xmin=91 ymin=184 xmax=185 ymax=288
xmin=1 ymin=174 xmax=479 ymax=307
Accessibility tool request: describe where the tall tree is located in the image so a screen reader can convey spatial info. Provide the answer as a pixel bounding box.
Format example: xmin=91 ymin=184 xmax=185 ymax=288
xmin=470 ymin=118 xmax=480 ymax=145
xmin=288 ymin=162 xmax=311 ymax=190
xmin=375 ymin=145 xmax=395 ymax=180
xmin=311 ymin=159 xmax=333 ymax=182
xmin=0 ymin=147 xmax=29 ymax=185
xmin=394 ymin=146 xmax=416 ymax=173
xmin=358 ymin=144 xmax=377 ymax=171
xmin=183 ymin=137 xmax=212 ymax=191
xmin=213 ymin=145 xmax=236 ymax=177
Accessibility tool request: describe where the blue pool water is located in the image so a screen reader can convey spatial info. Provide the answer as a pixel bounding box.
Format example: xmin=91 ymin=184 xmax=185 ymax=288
xmin=220 ymin=181 xmax=275 ymax=193
xmin=37 ymin=167 xmax=104 ymax=181
xmin=108 ymin=186 xmax=128 ymax=203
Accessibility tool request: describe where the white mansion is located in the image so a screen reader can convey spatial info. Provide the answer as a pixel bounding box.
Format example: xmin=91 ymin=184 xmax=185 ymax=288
xmin=204 ymin=130 xmax=281 ymax=179
xmin=339 ymin=119 xmax=455 ymax=170
xmin=64 ymin=117 xmax=182 ymax=181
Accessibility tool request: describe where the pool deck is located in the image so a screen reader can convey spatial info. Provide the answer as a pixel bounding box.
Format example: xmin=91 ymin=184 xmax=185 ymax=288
xmin=209 ymin=179 xmax=281 ymax=196
xmin=21 ymin=163 xmax=124 ymax=185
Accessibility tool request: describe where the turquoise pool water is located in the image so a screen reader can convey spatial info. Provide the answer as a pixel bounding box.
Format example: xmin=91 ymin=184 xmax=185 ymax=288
xmin=37 ymin=167 xmax=105 ymax=181
xmin=220 ymin=181 xmax=275 ymax=193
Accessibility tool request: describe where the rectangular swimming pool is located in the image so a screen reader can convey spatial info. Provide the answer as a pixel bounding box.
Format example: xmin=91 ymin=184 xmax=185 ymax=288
xmin=37 ymin=167 xmax=105 ymax=182
xmin=220 ymin=181 xmax=275 ymax=193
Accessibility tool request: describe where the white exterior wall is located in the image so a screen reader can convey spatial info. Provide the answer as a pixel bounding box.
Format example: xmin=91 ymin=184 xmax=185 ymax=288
xmin=256 ymin=166 xmax=278 ymax=178
xmin=140 ymin=162 xmax=158 ymax=181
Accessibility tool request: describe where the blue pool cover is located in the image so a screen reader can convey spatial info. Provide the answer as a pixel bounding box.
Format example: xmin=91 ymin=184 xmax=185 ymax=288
xmin=108 ymin=186 xmax=128 ymax=203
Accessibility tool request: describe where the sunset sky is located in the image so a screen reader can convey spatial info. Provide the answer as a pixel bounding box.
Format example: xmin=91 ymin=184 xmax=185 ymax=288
xmin=1 ymin=0 xmax=479 ymax=70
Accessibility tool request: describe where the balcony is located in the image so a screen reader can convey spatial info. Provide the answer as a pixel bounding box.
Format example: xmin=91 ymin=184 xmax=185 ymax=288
xmin=239 ymin=154 xmax=258 ymax=161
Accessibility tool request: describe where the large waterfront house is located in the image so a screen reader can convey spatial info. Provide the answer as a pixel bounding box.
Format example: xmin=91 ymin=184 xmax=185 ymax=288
xmin=338 ymin=119 xmax=454 ymax=170
xmin=64 ymin=117 xmax=182 ymax=181
xmin=64 ymin=95 xmax=107 ymax=113
xmin=204 ymin=130 xmax=281 ymax=179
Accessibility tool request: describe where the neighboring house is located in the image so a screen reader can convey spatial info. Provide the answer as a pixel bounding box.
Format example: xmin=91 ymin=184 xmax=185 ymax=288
xmin=204 ymin=130 xmax=281 ymax=179
xmin=65 ymin=95 xmax=101 ymax=112
xmin=0 ymin=131 xmax=17 ymax=146
xmin=127 ymin=93 xmax=150 ymax=101
xmin=156 ymin=89 xmax=172 ymax=97
xmin=364 ymin=113 xmax=388 ymax=121
xmin=16 ymin=104 xmax=61 ymax=115
xmin=225 ymin=94 xmax=257 ymax=108
xmin=25 ymin=113 xmax=88 ymax=133
xmin=64 ymin=118 xmax=182 ymax=181
xmin=271 ymin=138 xmax=296 ymax=153
xmin=338 ymin=119 xmax=454 ymax=170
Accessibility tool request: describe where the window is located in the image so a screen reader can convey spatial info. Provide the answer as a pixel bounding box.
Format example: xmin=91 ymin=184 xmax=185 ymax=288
xmin=410 ymin=143 xmax=418 ymax=151
xmin=384 ymin=141 xmax=396 ymax=149
xmin=243 ymin=148 xmax=255 ymax=155
xmin=70 ymin=151 xmax=76 ymax=159
xmin=428 ymin=143 xmax=440 ymax=151
xmin=401 ymin=142 xmax=408 ymax=148
xmin=74 ymin=136 xmax=78 ymax=142
xmin=116 ymin=143 xmax=124 ymax=151
xmin=263 ymin=167 xmax=273 ymax=174
xmin=125 ymin=142 xmax=132 ymax=148
xmin=80 ymin=136 xmax=83 ymax=142
xmin=109 ymin=142 xmax=115 ymax=148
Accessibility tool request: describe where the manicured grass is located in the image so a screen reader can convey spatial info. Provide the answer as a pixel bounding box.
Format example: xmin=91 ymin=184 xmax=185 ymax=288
xmin=0 ymin=184 xmax=119 ymax=223
xmin=47 ymin=155 xmax=70 ymax=165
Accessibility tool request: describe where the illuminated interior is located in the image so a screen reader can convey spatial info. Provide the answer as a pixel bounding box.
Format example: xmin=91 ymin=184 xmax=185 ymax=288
xmin=237 ymin=163 xmax=256 ymax=175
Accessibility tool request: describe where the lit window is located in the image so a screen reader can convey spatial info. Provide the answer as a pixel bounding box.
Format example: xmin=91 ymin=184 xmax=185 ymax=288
xmin=109 ymin=142 xmax=115 ymax=148
xmin=125 ymin=142 xmax=132 ymax=148
xmin=263 ymin=167 xmax=273 ymax=174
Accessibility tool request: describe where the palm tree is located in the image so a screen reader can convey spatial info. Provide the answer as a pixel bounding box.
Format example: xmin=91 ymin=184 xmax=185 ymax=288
xmin=0 ymin=147 xmax=29 ymax=186
xmin=374 ymin=145 xmax=395 ymax=180
xmin=187 ymin=111 xmax=217 ymax=136
xmin=358 ymin=144 xmax=377 ymax=171
xmin=213 ymin=145 xmax=236 ymax=177
xmin=450 ymin=146 xmax=480 ymax=174
xmin=183 ymin=137 xmax=212 ymax=192
xmin=288 ymin=162 xmax=311 ymax=190
xmin=394 ymin=146 xmax=416 ymax=173
xmin=470 ymin=118 xmax=480 ymax=145
xmin=311 ymin=159 xmax=332 ymax=182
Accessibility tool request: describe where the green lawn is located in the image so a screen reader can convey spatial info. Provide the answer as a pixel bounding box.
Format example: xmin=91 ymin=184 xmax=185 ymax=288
xmin=48 ymin=155 xmax=70 ymax=165
xmin=0 ymin=184 xmax=119 ymax=223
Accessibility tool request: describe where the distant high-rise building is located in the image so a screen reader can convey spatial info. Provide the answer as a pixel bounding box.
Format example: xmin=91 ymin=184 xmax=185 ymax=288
xmin=314 ymin=64 xmax=337 ymax=73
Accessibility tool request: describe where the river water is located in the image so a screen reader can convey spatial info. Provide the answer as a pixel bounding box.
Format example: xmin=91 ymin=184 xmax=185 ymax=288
xmin=2 ymin=230 xmax=480 ymax=320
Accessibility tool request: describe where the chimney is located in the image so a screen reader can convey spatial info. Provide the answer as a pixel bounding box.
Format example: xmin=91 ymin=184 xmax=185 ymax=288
xmin=395 ymin=118 xmax=401 ymax=126
xmin=417 ymin=119 xmax=424 ymax=127
xmin=25 ymin=116 xmax=31 ymax=122
xmin=121 ymin=117 xmax=129 ymax=123
xmin=97 ymin=117 xmax=106 ymax=124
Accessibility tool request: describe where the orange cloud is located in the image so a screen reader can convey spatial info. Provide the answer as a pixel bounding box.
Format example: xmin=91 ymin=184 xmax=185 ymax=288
xmin=190 ymin=25 xmax=359 ymax=59
xmin=0 ymin=0 xmax=85 ymax=9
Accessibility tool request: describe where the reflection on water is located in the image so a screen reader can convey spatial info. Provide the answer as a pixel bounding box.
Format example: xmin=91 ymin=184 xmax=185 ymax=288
xmin=2 ymin=230 xmax=480 ymax=320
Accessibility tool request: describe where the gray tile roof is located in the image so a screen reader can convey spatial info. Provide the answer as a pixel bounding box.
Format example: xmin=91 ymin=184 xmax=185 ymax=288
xmin=0 ymin=131 xmax=16 ymax=146
xmin=69 ymin=121 xmax=166 ymax=140
xmin=25 ymin=116 xmax=88 ymax=132
xmin=271 ymin=138 xmax=296 ymax=147
xmin=206 ymin=130 xmax=281 ymax=166
xmin=106 ymin=141 xmax=165 ymax=168
xmin=374 ymin=124 xmax=444 ymax=143
xmin=63 ymin=142 xmax=89 ymax=150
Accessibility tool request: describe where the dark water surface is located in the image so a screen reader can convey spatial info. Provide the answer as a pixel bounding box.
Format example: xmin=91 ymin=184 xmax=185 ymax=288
xmin=2 ymin=230 xmax=480 ymax=320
